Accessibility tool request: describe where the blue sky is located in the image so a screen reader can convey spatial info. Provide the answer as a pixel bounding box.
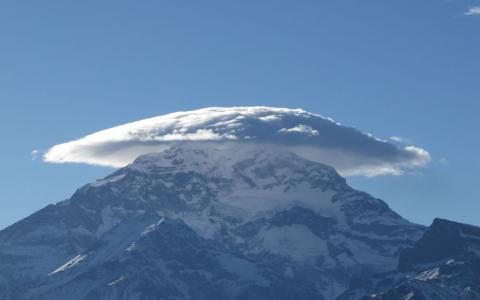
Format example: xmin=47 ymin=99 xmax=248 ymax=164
xmin=0 ymin=0 xmax=479 ymax=229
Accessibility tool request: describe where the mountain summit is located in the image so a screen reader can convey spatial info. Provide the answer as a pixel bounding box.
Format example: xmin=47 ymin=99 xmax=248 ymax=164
xmin=0 ymin=145 xmax=423 ymax=299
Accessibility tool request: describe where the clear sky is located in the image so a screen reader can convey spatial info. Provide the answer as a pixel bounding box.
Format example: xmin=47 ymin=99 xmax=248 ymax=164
xmin=0 ymin=0 xmax=479 ymax=229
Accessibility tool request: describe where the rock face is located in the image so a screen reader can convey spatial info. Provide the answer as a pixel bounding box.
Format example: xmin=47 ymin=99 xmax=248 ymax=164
xmin=340 ymin=218 xmax=480 ymax=300
xmin=0 ymin=146 xmax=424 ymax=300
xmin=399 ymin=218 xmax=480 ymax=272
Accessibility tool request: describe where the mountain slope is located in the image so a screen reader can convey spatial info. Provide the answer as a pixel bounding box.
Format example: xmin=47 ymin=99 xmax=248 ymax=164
xmin=0 ymin=146 xmax=424 ymax=300
xmin=339 ymin=218 xmax=480 ymax=300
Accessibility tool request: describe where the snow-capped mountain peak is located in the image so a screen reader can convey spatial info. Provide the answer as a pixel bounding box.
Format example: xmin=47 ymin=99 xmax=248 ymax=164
xmin=0 ymin=145 xmax=424 ymax=300
xmin=127 ymin=146 xmax=345 ymax=191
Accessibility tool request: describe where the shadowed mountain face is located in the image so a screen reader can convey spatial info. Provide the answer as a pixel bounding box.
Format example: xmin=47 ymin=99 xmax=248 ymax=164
xmin=399 ymin=218 xmax=480 ymax=272
xmin=0 ymin=146 xmax=424 ymax=300
xmin=339 ymin=219 xmax=480 ymax=300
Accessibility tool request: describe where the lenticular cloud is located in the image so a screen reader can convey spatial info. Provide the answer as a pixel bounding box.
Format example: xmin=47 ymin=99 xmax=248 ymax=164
xmin=43 ymin=106 xmax=430 ymax=176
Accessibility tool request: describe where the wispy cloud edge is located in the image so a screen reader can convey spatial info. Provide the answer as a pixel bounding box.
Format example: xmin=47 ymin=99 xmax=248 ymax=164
xmin=465 ymin=6 xmax=480 ymax=16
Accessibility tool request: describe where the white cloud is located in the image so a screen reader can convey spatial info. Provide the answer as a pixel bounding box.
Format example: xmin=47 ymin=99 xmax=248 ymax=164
xmin=279 ymin=124 xmax=320 ymax=136
xmin=259 ymin=115 xmax=281 ymax=122
xmin=31 ymin=150 xmax=39 ymax=160
xmin=389 ymin=135 xmax=414 ymax=144
xmin=153 ymin=129 xmax=237 ymax=141
xmin=390 ymin=136 xmax=405 ymax=143
xmin=43 ymin=106 xmax=431 ymax=176
xmin=465 ymin=6 xmax=480 ymax=15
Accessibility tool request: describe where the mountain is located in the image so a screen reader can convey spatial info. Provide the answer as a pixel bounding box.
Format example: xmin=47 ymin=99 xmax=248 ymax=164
xmin=0 ymin=146 xmax=424 ymax=300
xmin=339 ymin=218 xmax=480 ymax=300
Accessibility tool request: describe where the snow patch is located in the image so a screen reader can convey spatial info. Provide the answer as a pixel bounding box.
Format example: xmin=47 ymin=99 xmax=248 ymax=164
xmin=97 ymin=206 xmax=122 ymax=236
xmin=416 ymin=267 xmax=440 ymax=281
xmin=108 ymin=276 xmax=126 ymax=286
xmin=48 ymin=252 xmax=91 ymax=276
xmin=141 ymin=218 xmax=165 ymax=236
xmin=404 ymin=292 xmax=415 ymax=300
xmin=252 ymin=224 xmax=330 ymax=263
xmin=126 ymin=242 xmax=136 ymax=252
xmin=90 ymin=173 xmax=126 ymax=187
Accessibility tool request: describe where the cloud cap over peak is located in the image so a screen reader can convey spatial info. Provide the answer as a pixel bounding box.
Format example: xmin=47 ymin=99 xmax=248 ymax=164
xmin=43 ymin=106 xmax=430 ymax=176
